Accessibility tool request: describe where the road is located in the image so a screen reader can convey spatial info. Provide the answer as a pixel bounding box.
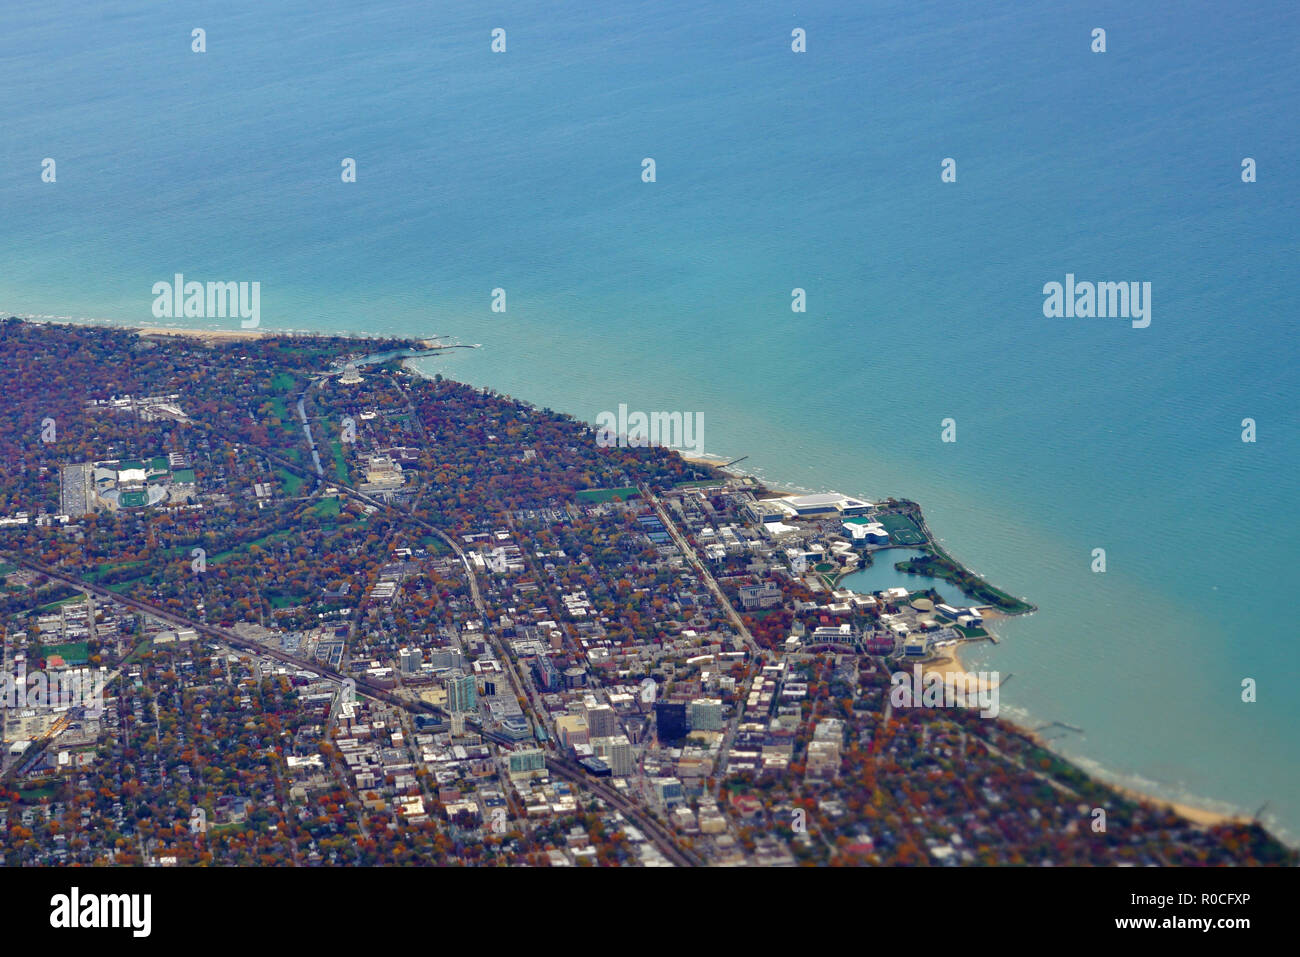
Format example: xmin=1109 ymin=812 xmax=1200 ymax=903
xmin=638 ymin=482 xmax=758 ymax=654
xmin=638 ymin=483 xmax=765 ymax=799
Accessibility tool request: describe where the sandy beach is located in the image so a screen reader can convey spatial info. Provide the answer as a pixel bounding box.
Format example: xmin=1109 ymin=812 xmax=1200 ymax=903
xmin=1109 ymin=784 xmax=1252 ymax=829
xmin=135 ymin=325 xmax=272 ymax=340
xmin=22 ymin=318 xmax=395 ymax=343
xmin=131 ymin=326 xmax=463 ymax=356
xmin=681 ymin=454 xmax=732 ymax=473
xmin=14 ymin=317 xmax=279 ymax=341
xmin=681 ymin=454 xmax=808 ymax=496
xmin=921 ymin=643 xmax=1001 ymax=692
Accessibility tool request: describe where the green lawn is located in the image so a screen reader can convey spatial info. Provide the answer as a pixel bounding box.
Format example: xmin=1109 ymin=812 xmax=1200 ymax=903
xmin=313 ymin=496 xmax=341 ymax=517
xmin=36 ymin=594 xmax=91 ymax=611
xmin=209 ymin=529 xmax=294 ymax=563
xmin=271 ymin=372 xmax=297 ymax=392
xmin=575 ymin=487 xmax=639 ymax=503
xmin=85 ymin=560 xmax=144 ymax=582
xmin=278 ymin=468 xmax=305 ymax=495
xmin=419 ymin=535 xmax=451 ymax=554
xmin=329 ymin=440 xmax=349 ymax=482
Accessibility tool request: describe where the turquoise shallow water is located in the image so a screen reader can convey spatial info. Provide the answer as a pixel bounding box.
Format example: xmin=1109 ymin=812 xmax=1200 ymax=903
xmin=1 ymin=0 xmax=1296 ymax=838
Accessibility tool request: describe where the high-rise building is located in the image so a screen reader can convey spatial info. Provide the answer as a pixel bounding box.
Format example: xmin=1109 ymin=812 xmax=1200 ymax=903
xmin=591 ymin=734 xmax=634 ymax=777
xmin=533 ymin=656 xmax=560 ymax=690
xmin=585 ymin=703 xmax=618 ymax=739
xmin=399 ymin=647 xmax=423 ymax=675
xmin=806 ymin=719 xmax=844 ymax=780
xmin=430 ymin=649 xmax=466 ymax=672
xmin=654 ymin=701 xmax=688 ymax=741
xmin=689 ymin=698 xmax=724 ymax=732
xmin=445 ymin=670 xmax=478 ymax=713
xmin=624 ymin=716 xmax=646 ymax=745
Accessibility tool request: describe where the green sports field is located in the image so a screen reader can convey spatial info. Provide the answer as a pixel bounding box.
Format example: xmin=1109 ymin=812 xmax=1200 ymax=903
xmin=875 ymin=512 xmax=926 ymax=545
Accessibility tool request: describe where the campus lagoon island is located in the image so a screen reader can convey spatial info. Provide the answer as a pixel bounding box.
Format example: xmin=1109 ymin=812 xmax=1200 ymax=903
xmin=732 ymin=488 xmax=1030 ymax=663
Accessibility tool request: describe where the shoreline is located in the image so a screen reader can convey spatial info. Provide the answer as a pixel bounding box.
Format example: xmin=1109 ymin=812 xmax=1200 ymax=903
xmin=1108 ymin=784 xmax=1254 ymax=830
xmin=125 ymin=324 xmax=467 ymax=355
xmin=922 ymin=641 xmax=1251 ymax=831
xmin=134 ymin=325 xmax=273 ymax=341
xmin=17 ymin=316 xmax=275 ymax=339
xmin=10 ymin=317 xmax=425 ymax=345
xmin=681 ymin=444 xmax=1257 ymax=833
xmin=680 ymin=453 xmax=811 ymax=496
xmin=686 ymin=450 xmax=1252 ymax=832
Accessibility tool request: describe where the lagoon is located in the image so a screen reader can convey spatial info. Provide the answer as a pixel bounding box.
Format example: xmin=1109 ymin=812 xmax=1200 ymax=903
xmin=839 ymin=548 xmax=983 ymax=608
